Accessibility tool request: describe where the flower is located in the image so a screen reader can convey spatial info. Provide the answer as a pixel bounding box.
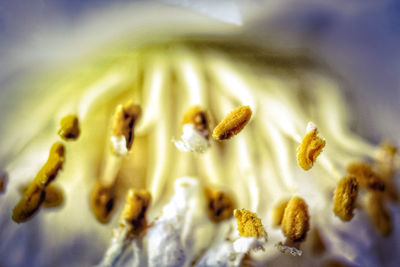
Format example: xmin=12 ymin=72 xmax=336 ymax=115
xmin=1 ymin=1 xmax=400 ymax=267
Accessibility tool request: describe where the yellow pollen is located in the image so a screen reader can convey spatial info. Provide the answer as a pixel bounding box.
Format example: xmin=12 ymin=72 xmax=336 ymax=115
xmin=42 ymin=185 xmax=64 ymax=208
xmin=297 ymin=126 xmax=326 ymax=170
xmin=12 ymin=142 xmax=65 ymax=223
xmin=271 ymin=199 xmax=289 ymax=227
xmin=58 ymin=114 xmax=80 ymax=141
xmin=281 ymin=196 xmax=310 ymax=242
xmin=204 ymin=187 xmax=235 ymax=223
xmin=333 ymin=176 xmax=359 ymax=221
xmin=347 ymin=162 xmax=385 ymax=191
xmin=20 ymin=184 xmax=64 ymax=208
xmin=120 ymin=189 xmax=151 ymax=236
xmin=212 ymin=106 xmax=252 ymax=141
xmin=91 ymin=182 xmax=116 ymax=224
xmin=112 ymin=100 xmax=141 ymax=152
xmin=182 ymin=105 xmax=210 ymax=139
xmin=234 ymin=209 xmax=266 ymax=238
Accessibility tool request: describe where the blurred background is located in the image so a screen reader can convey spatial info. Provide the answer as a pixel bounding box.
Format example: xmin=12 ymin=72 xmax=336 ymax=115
xmin=0 ymin=0 xmax=399 ymax=142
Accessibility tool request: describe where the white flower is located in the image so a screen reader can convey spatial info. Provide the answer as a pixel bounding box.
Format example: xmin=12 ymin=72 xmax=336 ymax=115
xmin=0 ymin=1 xmax=400 ymax=267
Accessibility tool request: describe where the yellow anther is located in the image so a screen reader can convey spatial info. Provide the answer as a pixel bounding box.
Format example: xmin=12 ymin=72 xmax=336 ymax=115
xmin=333 ymin=176 xmax=359 ymax=221
xmin=0 ymin=171 xmax=7 ymax=194
xmin=20 ymin=184 xmax=64 ymax=208
xmin=182 ymin=105 xmax=210 ymax=139
xmin=112 ymin=100 xmax=141 ymax=153
xmin=120 ymin=189 xmax=151 ymax=236
xmin=365 ymin=192 xmax=392 ymax=237
xmin=281 ymin=196 xmax=310 ymax=242
xmin=234 ymin=209 xmax=266 ymax=238
xmin=204 ymin=187 xmax=235 ymax=223
xmin=91 ymin=182 xmax=116 ymax=224
xmin=58 ymin=114 xmax=80 ymax=141
xmin=271 ymin=199 xmax=289 ymax=227
xmin=347 ymin=162 xmax=385 ymax=191
xmin=297 ymin=123 xmax=326 ymax=170
xmin=42 ymin=185 xmax=64 ymax=208
xmin=212 ymin=106 xmax=252 ymax=141
xmin=12 ymin=142 xmax=65 ymax=223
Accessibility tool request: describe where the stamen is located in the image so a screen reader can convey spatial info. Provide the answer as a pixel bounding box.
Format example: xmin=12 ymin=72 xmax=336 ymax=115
xmin=119 ymin=189 xmax=151 ymax=236
xmin=42 ymin=185 xmax=64 ymax=208
xmin=281 ymin=196 xmax=310 ymax=242
xmin=12 ymin=142 xmax=65 ymax=223
xmin=182 ymin=105 xmax=210 ymax=140
xmin=234 ymin=209 xmax=267 ymax=238
xmin=204 ymin=187 xmax=235 ymax=223
xmin=347 ymin=162 xmax=385 ymax=191
xmin=111 ymin=100 xmax=141 ymax=156
xmin=20 ymin=184 xmax=64 ymax=208
xmin=98 ymin=189 xmax=151 ymax=267
xmin=0 ymin=170 xmax=7 ymax=194
xmin=173 ymin=105 xmax=210 ymax=153
xmin=365 ymin=192 xmax=392 ymax=237
xmin=212 ymin=106 xmax=252 ymax=141
xmin=297 ymin=122 xmax=326 ymax=170
xmin=271 ymin=199 xmax=289 ymax=227
xmin=58 ymin=114 xmax=80 ymax=141
xmin=92 ymin=101 xmax=141 ymax=222
xmin=91 ymin=182 xmax=116 ymax=224
xmin=333 ymin=176 xmax=359 ymax=221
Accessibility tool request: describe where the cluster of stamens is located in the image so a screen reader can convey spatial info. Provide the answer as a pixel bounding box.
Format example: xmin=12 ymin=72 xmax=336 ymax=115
xmin=2 ymin=43 xmax=399 ymax=267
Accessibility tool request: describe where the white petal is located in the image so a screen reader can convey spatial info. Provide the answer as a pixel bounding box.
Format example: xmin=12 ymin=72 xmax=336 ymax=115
xmin=147 ymin=177 xmax=211 ymax=267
